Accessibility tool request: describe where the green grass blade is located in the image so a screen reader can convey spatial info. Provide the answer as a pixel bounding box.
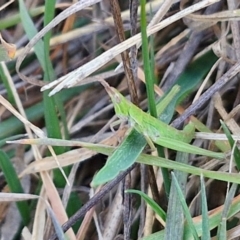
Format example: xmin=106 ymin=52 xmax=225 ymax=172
xmin=164 ymin=152 xmax=189 ymax=240
xmin=156 ymin=85 xmax=180 ymax=116
xmin=217 ymin=120 xmax=239 ymax=239
xmin=0 ymin=64 xmax=15 ymax=104
xmin=220 ymin=120 xmax=240 ymax=170
xmin=158 ymin=51 xmax=218 ymax=123
xmin=200 ymin=175 xmax=210 ymax=240
xmin=126 ymin=189 xmax=166 ymax=221
xmin=171 ymin=172 xmax=199 ymax=240
xmin=142 ymin=177 xmax=240 ymax=240
xmin=191 ymin=117 xmax=230 ymax=153
xmin=142 ymin=191 xmax=240 ymax=240
xmin=19 ymin=0 xmax=70 ymax=186
xmin=137 ymin=154 xmax=240 ymax=185
xmin=18 ymin=0 xmax=45 ymax=69
xmin=17 ymin=6 xmax=75 ymax=222
xmin=0 ymin=150 xmax=30 ymax=226
xmin=0 ymin=6 xmax=45 ymax=30
xmin=140 ymin=0 xmax=157 ymax=118
xmin=42 ymin=0 xmax=70 ymax=185
xmin=43 ymin=0 xmax=56 ymax=51
xmin=153 ymin=137 xmax=224 ymax=159
xmin=216 ymin=182 xmax=237 ymax=239
xmin=66 ymin=193 xmax=82 ymax=233
xmin=140 ymin=0 xmax=171 ymax=192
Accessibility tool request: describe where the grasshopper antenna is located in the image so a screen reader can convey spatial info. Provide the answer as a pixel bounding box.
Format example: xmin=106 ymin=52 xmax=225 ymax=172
xmin=97 ymin=78 xmax=117 ymax=96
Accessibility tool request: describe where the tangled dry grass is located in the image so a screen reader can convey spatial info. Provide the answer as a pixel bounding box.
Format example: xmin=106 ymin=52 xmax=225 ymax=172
xmin=1 ymin=0 xmax=240 ymax=239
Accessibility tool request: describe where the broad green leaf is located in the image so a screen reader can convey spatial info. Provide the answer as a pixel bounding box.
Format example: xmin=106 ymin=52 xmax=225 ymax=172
xmin=158 ymin=51 xmax=218 ymax=123
xmin=91 ymin=130 xmax=146 ymax=186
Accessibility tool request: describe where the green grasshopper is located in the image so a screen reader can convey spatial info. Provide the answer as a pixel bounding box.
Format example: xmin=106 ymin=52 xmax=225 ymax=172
xmin=100 ymin=80 xmax=224 ymax=158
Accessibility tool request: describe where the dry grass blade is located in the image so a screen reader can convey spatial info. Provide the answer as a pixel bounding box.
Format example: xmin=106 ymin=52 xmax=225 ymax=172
xmin=110 ymin=0 xmax=138 ymax=105
xmin=18 ymin=148 xmax=95 ymax=176
xmin=0 ymin=0 xmax=14 ymax=11
xmin=32 ymin=188 xmax=46 ymax=240
xmin=41 ymin=0 xmax=220 ymax=96
xmin=172 ymin=62 xmax=240 ymax=128
xmin=16 ymin=0 xmax=102 ymax=86
xmin=0 ymin=96 xmax=44 ymax=137
xmin=0 ymin=193 xmax=39 ymax=201
xmin=0 ymin=33 xmax=16 ymax=61
xmin=188 ymin=9 xmax=240 ymax=22
xmin=102 ymin=185 xmax=123 ymax=240
xmin=21 ymin=227 xmax=32 ymax=240
xmin=0 ymin=94 xmax=69 ymax=184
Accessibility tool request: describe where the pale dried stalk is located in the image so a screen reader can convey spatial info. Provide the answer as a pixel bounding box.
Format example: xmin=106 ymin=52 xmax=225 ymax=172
xmin=41 ymin=0 xmax=220 ymax=96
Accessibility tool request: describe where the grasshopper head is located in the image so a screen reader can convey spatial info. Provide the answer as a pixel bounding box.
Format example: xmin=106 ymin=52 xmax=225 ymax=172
xmin=109 ymin=87 xmax=129 ymax=119
xmin=100 ymin=80 xmax=129 ymax=120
